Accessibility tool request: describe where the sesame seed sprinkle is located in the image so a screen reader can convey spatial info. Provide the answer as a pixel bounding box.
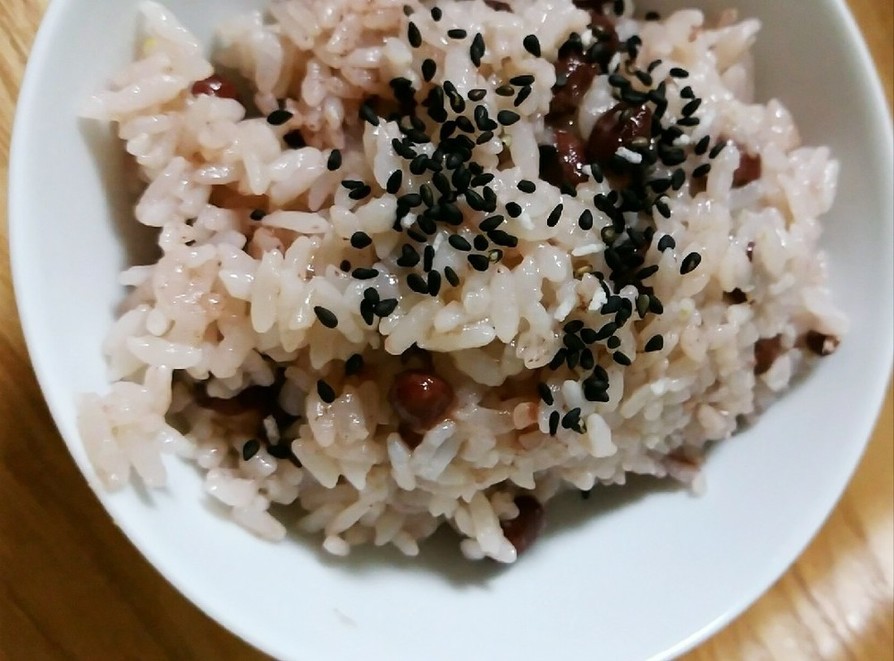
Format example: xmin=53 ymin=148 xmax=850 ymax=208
xmin=407 ymin=22 xmax=422 ymax=48
xmin=317 ymin=380 xmax=336 ymax=404
xmin=313 ymin=306 xmax=339 ymax=328
xmin=523 ymin=34 xmax=541 ymax=57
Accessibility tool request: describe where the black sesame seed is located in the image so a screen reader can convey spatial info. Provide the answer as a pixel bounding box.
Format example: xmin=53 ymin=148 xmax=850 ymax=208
xmin=340 ymin=259 xmax=352 ymax=272
xmin=709 ymin=141 xmax=727 ymax=158
xmin=468 ymin=88 xmax=487 ymax=101
xmin=359 ymin=101 xmax=380 ymax=126
xmin=680 ymin=252 xmax=702 ymax=275
xmin=578 ymin=209 xmax=594 ymax=231
xmin=431 ymin=6 xmax=442 ymax=20
xmin=476 ymin=130 xmax=494 ymax=145
xmin=345 ymin=353 xmax=365 ymax=376
xmin=464 ymin=189 xmax=486 ymax=211
xmin=548 ymin=410 xmax=560 ymax=436
xmin=613 ymin=0 xmax=625 ymax=14
xmin=669 ymin=67 xmax=689 ymax=78
xmin=692 ymin=163 xmax=711 ymax=178
xmin=392 ymin=137 xmax=417 ymax=159
xmin=396 ymin=243 xmax=420 ymax=267
xmin=514 ymin=85 xmax=532 ymax=107
xmin=606 ymin=336 xmax=621 ymax=349
xmin=517 ymin=180 xmax=536 ymax=194
xmin=649 ymin=295 xmax=664 ymax=314
xmin=422 ymin=244 xmax=435 ymax=272
xmin=422 ymin=58 xmax=437 ymax=82
xmin=283 ymin=129 xmax=306 ymax=149
xmin=350 ymin=231 xmax=372 ymax=249
xmin=497 ymin=110 xmax=520 ymax=126
xmin=682 ymin=98 xmax=702 ymax=117
xmin=537 ymin=382 xmax=554 ymax=405
xmin=583 ymin=381 xmax=608 ymax=402
xmin=417 ymin=214 xmax=437 ymax=235
xmin=473 ymin=235 xmax=489 ymax=251
xmin=580 ymin=327 xmax=598 ymax=344
xmin=403 ymin=4 xmax=413 ymax=16
xmin=644 ymin=335 xmax=664 ymax=352
xmin=655 ymin=199 xmax=671 ymax=218
xmin=467 ymin=254 xmax=490 ymax=271
xmin=488 ymin=229 xmax=518 ymax=248
xmin=671 ymin=168 xmax=686 ymax=190
xmin=548 ymin=349 xmax=567 ymax=370
xmin=408 ymin=22 xmax=422 ymax=48
xmin=407 ymin=272 xmax=429 ymax=293
xmin=317 ymin=379 xmax=336 ymax=404
xmin=249 ymin=209 xmax=266 ymax=221
xmin=561 ymin=408 xmax=581 ymax=430
xmin=444 ymin=266 xmax=460 ymax=287
xmin=470 ymin=33 xmax=485 ymax=66
xmin=386 ymin=170 xmax=403 ymax=195
xmin=410 ymin=155 xmax=429 ymax=175
xmin=657 ymin=235 xmax=676 ymax=251
xmin=375 ymin=298 xmax=399 ymax=317
xmin=608 ymin=73 xmax=630 ymax=89
xmin=595 ymin=322 xmax=617 ymax=341
xmin=448 ymin=234 xmax=472 ymax=251
xmin=635 ymin=294 xmax=650 ymax=318
xmin=634 ymin=70 xmax=653 ymax=86
xmin=505 ymin=201 xmax=522 ymax=218
xmin=242 ymin=439 xmax=261 ymax=461
xmin=676 ymin=116 xmax=700 ymax=127
xmin=313 ymin=306 xmax=339 ymax=328
xmin=636 ymin=264 xmax=659 ymax=281
xmin=266 ymin=109 xmax=293 ymax=126
xmin=448 ymin=28 xmax=467 ymax=39
xmin=523 ymin=34 xmax=541 ymax=57
xmin=694 ymin=135 xmax=711 ymax=156
xmin=402 ymin=221 xmax=422 ymax=240
xmin=363 ymin=287 xmax=380 ymax=303
xmin=546 ymin=203 xmax=563 ymax=228
xmin=495 ymin=84 xmax=515 ymax=96
xmin=322 ymin=149 xmax=341 ymax=171
xmin=509 ymin=74 xmax=535 ymax=86
xmin=477 ymin=215 xmax=502 ymax=232
xmin=612 ymin=351 xmax=631 ymax=366
xmin=351 ymin=266 xmax=378 ymax=280
xmin=427 ymin=270 xmax=442 ymax=296
xmin=348 ymin=185 xmax=372 ymax=200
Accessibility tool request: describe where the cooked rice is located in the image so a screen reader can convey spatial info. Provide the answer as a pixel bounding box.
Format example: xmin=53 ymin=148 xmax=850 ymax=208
xmin=78 ymin=0 xmax=846 ymax=562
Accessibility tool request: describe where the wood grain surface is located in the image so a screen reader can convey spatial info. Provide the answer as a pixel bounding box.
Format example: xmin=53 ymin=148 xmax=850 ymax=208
xmin=0 ymin=1 xmax=891 ymax=659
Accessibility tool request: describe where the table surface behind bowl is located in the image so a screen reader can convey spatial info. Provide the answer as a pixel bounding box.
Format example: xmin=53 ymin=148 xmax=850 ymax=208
xmin=0 ymin=0 xmax=891 ymax=658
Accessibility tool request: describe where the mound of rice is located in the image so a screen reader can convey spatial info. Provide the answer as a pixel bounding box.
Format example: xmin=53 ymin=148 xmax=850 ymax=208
xmin=78 ymin=0 xmax=846 ymax=562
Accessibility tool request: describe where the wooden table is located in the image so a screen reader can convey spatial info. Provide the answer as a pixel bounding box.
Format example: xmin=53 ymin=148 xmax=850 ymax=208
xmin=0 ymin=0 xmax=891 ymax=658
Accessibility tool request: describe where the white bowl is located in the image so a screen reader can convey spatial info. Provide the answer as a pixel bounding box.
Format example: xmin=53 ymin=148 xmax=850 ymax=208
xmin=9 ymin=0 xmax=892 ymax=659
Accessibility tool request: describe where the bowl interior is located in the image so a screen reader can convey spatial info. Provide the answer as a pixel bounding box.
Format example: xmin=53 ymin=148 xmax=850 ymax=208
xmin=9 ymin=0 xmax=893 ymax=659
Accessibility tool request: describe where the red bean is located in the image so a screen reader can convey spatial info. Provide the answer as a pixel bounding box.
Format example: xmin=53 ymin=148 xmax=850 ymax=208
xmin=585 ymin=102 xmax=653 ymax=166
xmin=191 ymin=74 xmax=239 ymax=100
xmin=501 ymin=495 xmax=546 ymax=555
xmin=540 ymin=129 xmax=590 ymax=190
xmin=754 ymin=335 xmax=783 ymax=375
xmin=733 ymin=150 xmax=762 ymax=187
xmin=388 ymin=369 xmax=455 ymax=433
xmin=804 ymin=331 xmax=840 ymax=356
xmin=550 ymin=52 xmax=600 ymax=116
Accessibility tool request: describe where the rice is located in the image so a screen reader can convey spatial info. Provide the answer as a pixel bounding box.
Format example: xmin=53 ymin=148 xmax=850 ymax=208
xmin=78 ymin=0 xmax=846 ymax=563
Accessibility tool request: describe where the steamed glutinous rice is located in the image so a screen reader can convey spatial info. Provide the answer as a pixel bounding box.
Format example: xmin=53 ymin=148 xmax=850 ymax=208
xmin=78 ymin=0 xmax=846 ymax=562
